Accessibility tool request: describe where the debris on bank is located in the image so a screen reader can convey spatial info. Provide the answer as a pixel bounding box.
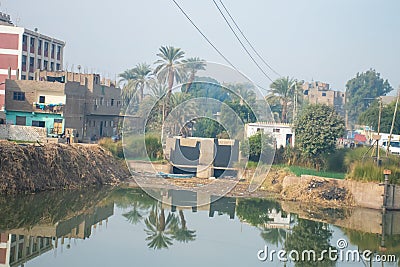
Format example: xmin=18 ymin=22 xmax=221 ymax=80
xmin=0 ymin=141 xmax=130 ymax=194
xmin=281 ymin=176 xmax=355 ymax=207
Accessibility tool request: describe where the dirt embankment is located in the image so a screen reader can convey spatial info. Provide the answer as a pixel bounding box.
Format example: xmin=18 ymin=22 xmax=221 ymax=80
xmin=0 ymin=141 xmax=130 ymax=194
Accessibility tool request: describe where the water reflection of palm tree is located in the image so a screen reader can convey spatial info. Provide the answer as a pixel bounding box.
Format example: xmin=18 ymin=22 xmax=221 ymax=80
xmin=172 ymin=210 xmax=196 ymax=243
xmin=260 ymin=228 xmax=286 ymax=247
xmin=144 ymin=205 xmax=178 ymax=249
xmin=123 ymin=205 xmax=143 ymax=225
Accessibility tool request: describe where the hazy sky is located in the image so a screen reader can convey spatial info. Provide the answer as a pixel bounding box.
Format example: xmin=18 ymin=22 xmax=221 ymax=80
xmin=2 ymin=0 xmax=399 ymax=93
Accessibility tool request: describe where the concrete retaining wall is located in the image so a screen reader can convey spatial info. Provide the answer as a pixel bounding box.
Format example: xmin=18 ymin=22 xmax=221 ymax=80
xmin=0 ymin=125 xmax=46 ymax=142
xmin=127 ymin=160 xmax=171 ymax=174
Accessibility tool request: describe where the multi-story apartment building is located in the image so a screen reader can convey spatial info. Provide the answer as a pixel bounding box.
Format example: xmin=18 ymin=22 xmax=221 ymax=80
xmin=4 ymin=71 xmax=121 ymax=142
xmin=0 ymin=12 xmax=65 ymax=111
xmin=302 ymin=81 xmax=346 ymax=116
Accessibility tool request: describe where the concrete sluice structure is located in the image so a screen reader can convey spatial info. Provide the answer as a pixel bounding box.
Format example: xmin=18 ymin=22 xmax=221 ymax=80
xmin=165 ymin=137 xmax=239 ymax=178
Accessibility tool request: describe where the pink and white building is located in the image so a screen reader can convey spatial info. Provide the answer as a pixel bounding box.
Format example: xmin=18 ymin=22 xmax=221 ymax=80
xmin=0 ymin=12 xmax=65 ymax=110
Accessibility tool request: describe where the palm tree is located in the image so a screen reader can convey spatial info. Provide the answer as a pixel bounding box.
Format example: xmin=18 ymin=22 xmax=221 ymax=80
xmin=182 ymin=57 xmax=206 ymax=93
xmin=132 ymin=63 xmax=153 ymax=101
xmin=154 ymin=46 xmax=186 ymax=114
xmin=119 ymin=63 xmax=152 ymax=104
xmin=172 ymin=210 xmax=196 ymax=243
xmin=144 ymin=204 xmax=178 ymax=250
xmin=266 ymin=77 xmax=298 ymax=123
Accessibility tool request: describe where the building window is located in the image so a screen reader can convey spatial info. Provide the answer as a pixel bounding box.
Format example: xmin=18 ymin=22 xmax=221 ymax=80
xmin=29 ymin=57 xmax=34 ymax=72
xmin=28 ymin=76 xmax=34 ymax=80
xmin=273 ymin=128 xmax=280 ymax=133
xmin=38 ymin=40 xmax=42 ymax=54
xmin=37 ymin=59 xmax=41 ymax=70
xmin=30 ymin=37 xmax=35 ymax=53
xmin=39 ymin=96 xmax=45 ymax=103
xmin=110 ymin=121 xmax=114 ymax=127
xmin=22 ymin=55 xmax=27 ymax=71
xmin=104 ymin=121 xmax=107 ymax=128
xmin=322 ymin=92 xmax=326 ymax=97
xmin=56 ymin=63 xmax=60 ymax=71
xmin=44 ymin=60 xmax=48 ymax=70
xmin=117 ymin=100 xmax=121 ymax=106
xmin=32 ymin=120 xmax=45 ymax=127
xmin=100 ymin=97 xmax=104 ymax=105
xmin=13 ymin=92 xmax=25 ymax=101
xmin=21 ymin=75 xmax=26 ymax=80
xmin=44 ymin=42 xmax=49 ymax=57
xmin=51 ymin=44 xmax=55 ymax=58
xmin=50 ymin=62 xmax=54 ymax=71
xmin=57 ymin=45 xmax=61 ymax=60
xmin=22 ymin=35 xmax=28 ymax=51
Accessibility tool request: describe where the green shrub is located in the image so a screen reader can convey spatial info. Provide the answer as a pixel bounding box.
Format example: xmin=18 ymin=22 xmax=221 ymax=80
xmin=348 ymin=161 xmax=400 ymax=184
xmin=98 ymin=138 xmax=124 ymax=159
xmin=123 ymin=133 xmax=163 ymax=160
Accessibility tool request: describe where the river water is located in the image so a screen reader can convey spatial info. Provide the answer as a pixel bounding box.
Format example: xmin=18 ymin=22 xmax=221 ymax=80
xmin=0 ymin=187 xmax=398 ymax=267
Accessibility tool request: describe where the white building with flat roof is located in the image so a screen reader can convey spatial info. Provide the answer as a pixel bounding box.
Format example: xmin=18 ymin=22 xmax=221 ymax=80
xmin=245 ymin=122 xmax=295 ymax=148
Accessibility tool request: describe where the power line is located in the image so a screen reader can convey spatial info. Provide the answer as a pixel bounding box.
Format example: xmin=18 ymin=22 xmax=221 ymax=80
xmin=212 ymin=0 xmax=273 ymax=83
xmin=171 ymin=0 xmax=269 ymax=91
xmin=219 ymin=0 xmax=281 ymax=77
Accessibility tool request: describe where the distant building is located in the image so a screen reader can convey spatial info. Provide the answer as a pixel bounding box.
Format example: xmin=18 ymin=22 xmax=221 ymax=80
xmin=0 ymin=12 xmax=65 ymax=111
xmin=302 ymin=81 xmax=345 ymax=116
xmin=4 ymin=71 xmax=122 ymax=142
xmin=245 ymin=122 xmax=295 ymax=148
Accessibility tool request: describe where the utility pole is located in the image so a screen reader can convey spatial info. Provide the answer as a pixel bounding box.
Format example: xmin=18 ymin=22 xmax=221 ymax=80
xmin=376 ymin=97 xmax=382 ymax=166
xmin=292 ymin=81 xmax=298 ymax=123
xmin=386 ymin=88 xmax=400 ymax=156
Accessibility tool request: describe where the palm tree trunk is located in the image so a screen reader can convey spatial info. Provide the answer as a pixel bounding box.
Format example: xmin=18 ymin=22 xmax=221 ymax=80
xmin=185 ymin=73 xmax=195 ymax=93
xmin=179 ymin=210 xmax=187 ymax=229
xmin=159 ymin=208 xmax=166 ymax=231
xmin=282 ymin=101 xmax=288 ymax=123
xmin=166 ymin=68 xmax=174 ymax=116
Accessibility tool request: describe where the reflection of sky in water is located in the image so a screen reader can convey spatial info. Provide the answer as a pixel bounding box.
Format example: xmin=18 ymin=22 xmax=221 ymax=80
xmin=27 ymin=208 xmax=270 ymax=267
xmin=23 ymin=207 xmax=397 ymax=267
xmin=1 ymin=188 xmax=398 ymax=267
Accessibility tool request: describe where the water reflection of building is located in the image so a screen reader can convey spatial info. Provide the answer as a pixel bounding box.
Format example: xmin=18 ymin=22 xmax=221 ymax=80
xmin=262 ymin=209 xmax=292 ymax=229
xmin=161 ymin=189 xmax=236 ymax=219
xmin=0 ymin=204 xmax=113 ymax=267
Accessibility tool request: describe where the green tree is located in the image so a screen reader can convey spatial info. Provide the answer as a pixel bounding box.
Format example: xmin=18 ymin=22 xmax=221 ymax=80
xmin=192 ymin=117 xmax=224 ymax=138
xmin=358 ymin=100 xmax=400 ymax=134
xmin=266 ymin=77 xmax=300 ymax=123
xmin=154 ymin=46 xmax=186 ymax=114
xmin=345 ymin=69 xmax=393 ymax=125
xmin=184 ymin=76 xmax=229 ymax=103
xmin=240 ymin=131 xmax=275 ymax=163
xmin=295 ymin=104 xmax=345 ymax=168
xmin=182 ymin=57 xmax=206 ymax=93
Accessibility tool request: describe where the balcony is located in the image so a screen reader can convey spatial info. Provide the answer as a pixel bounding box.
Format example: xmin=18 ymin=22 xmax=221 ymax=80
xmin=33 ymin=103 xmax=64 ymax=114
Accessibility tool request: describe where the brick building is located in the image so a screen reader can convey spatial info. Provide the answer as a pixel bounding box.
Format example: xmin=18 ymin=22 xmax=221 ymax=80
xmin=5 ymin=71 xmax=122 ymax=142
xmin=0 ymin=12 xmax=65 ymax=111
xmin=302 ymin=81 xmax=346 ymax=116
